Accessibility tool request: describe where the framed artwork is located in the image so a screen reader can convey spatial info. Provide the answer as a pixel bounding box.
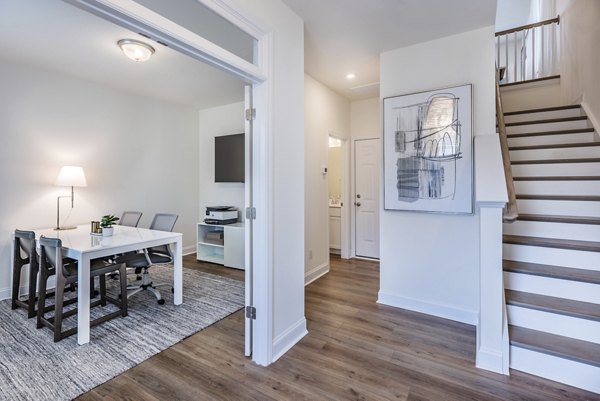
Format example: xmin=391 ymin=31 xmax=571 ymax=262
xmin=383 ymin=84 xmax=473 ymax=214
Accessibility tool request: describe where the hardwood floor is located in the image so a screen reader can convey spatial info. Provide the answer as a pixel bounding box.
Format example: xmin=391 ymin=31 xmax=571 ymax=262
xmin=78 ymin=255 xmax=599 ymax=400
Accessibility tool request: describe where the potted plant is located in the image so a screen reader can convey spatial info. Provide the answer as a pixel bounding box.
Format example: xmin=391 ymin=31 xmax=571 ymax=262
xmin=100 ymin=214 xmax=119 ymax=236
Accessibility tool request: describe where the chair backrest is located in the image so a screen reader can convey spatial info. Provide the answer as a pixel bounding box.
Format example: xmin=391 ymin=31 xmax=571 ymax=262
xmin=119 ymin=211 xmax=143 ymax=227
xmin=39 ymin=236 xmax=68 ymax=277
xmin=14 ymin=229 xmax=36 ymax=266
xmin=148 ymin=213 xmax=178 ymax=256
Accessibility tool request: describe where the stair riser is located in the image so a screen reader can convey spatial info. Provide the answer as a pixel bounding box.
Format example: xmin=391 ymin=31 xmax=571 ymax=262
xmin=503 ymin=243 xmax=600 ymax=271
xmin=514 ymin=180 xmax=600 ymax=196
xmin=504 ymin=272 xmax=600 ymax=304
xmin=511 ymin=162 xmax=600 ymax=177
xmin=504 ymin=220 xmax=600 ymax=242
xmin=506 ymin=120 xmax=589 ymax=134
xmin=504 ymin=108 xmax=583 ymax=123
xmin=510 ymin=346 xmax=600 ymax=394
xmin=507 ymin=305 xmax=600 ymax=344
xmin=508 ymin=132 xmax=597 ymax=147
xmin=510 ymin=146 xmax=600 ymax=161
xmin=516 ymin=199 xmax=600 ymax=217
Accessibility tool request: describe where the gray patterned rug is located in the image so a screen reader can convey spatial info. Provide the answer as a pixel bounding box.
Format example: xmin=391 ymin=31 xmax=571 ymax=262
xmin=0 ymin=266 xmax=244 ymax=401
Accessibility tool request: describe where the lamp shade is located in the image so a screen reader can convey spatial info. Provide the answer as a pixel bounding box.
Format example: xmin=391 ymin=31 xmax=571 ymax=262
xmin=55 ymin=166 xmax=87 ymax=187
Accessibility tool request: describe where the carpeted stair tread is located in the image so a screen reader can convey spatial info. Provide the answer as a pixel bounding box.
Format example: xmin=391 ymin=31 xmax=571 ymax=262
xmin=516 ymin=194 xmax=600 ymax=201
xmin=512 ymin=157 xmax=600 ymax=165
xmin=509 ymin=142 xmax=600 ymax=151
xmin=504 ymin=105 xmax=581 ymax=116
xmin=509 ymin=325 xmax=600 ymax=367
xmin=506 ymin=290 xmax=600 ymax=322
xmin=506 ymin=128 xmax=594 ymax=138
xmin=505 ymin=115 xmax=587 ymax=127
xmin=503 ymin=259 xmax=600 ymax=284
xmin=503 ymin=234 xmax=600 ymax=252
xmin=513 ymin=176 xmax=600 ymax=181
xmin=517 ymin=214 xmax=600 ymax=225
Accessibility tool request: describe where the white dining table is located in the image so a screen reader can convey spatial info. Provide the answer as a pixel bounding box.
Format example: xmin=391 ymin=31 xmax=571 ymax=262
xmin=29 ymin=224 xmax=183 ymax=345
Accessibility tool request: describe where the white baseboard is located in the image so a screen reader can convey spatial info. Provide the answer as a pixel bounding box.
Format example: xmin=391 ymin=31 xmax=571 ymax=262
xmin=305 ymin=262 xmax=329 ymax=286
xmin=476 ymin=346 xmax=506 ymax=375
xmin=272 ymin=317 xmax=307 ymax=363
xmin=182 ymin=245 xmax=196 ymax=256
xmin=378 ymin=290 xmax=479 ymax=325
xmin=0 ymin=276 xmax=57 ymax=302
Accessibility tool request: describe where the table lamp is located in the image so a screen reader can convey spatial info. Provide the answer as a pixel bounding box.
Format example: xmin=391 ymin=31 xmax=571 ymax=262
xmin=54 ymin=166 xmax=87 ymax=230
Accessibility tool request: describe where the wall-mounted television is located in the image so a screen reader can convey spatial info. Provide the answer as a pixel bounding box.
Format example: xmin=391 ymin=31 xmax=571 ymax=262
xmin=215 ymin=133 xmax=245 ymax=183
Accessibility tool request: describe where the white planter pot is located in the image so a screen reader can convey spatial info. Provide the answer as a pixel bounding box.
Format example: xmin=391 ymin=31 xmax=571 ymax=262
xmin=102 ymin=227 xmax=114 ymax=237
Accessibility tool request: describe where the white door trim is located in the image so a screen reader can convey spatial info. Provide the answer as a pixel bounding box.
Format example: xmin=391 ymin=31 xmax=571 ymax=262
xmin=64 ymin=0 xmax=274 ymax=365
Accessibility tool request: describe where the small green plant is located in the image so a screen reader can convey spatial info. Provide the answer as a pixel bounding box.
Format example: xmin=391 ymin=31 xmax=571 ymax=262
xmin=100 ymin=214 xmax=120 ymax=228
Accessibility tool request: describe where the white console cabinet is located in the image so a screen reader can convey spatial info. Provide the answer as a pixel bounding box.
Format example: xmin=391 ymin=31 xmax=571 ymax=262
xmin=196 ymin=222 xmax=245 ymax=269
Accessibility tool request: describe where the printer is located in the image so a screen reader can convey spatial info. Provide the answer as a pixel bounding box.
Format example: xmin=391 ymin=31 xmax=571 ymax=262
xmin=204 ymin=206 xmax=238 ymax=225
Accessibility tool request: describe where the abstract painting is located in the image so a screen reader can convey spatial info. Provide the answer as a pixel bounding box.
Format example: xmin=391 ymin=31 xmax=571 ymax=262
xmin=383 ymin=84 xmax=473 ymax=213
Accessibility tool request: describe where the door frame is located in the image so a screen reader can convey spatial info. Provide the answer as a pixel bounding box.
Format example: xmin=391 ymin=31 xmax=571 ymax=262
xmin=327 ymin=132 xmax=350 ymax=259
xmin=65 ymin=0 xmax=274 ymax=365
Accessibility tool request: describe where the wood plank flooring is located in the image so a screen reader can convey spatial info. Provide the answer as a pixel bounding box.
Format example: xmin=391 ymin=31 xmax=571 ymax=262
xmin=77 ymin=255 xmax=600 ymax=400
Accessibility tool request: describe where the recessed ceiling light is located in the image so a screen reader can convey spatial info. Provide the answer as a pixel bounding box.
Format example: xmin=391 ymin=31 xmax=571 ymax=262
xmin=117 ymin=39 xmax=155 ymax=62
xmin=346 ymin=73 xmax=356 ymax=80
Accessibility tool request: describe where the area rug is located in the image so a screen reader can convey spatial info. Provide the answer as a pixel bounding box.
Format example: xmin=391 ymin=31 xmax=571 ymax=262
xmin=0 ymin=266 xmax=244 ymax=401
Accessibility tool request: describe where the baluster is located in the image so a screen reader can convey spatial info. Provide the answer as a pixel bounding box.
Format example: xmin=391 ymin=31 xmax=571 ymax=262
xmin=541 ymin=24 xmax=545 ymax=77
xmin=514 ymin=31 xmax=517 ymax=83
xmin=505 ymin=33 xmax=509 ymax=82
xmin=532 ymin=27 xmax=536 ymax=79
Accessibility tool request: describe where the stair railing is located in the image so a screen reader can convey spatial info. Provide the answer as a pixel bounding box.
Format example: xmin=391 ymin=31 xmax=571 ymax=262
xmin=495 ymin=67 xmax=518 ymax=222
xmin=496 ymin=16 xmax=560 ymax=84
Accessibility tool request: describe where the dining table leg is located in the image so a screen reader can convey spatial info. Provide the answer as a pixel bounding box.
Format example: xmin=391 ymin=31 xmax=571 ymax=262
xmin=173 ymin=237 xmax=183 ymax=305
xmin=77 ymin=254 xmax=91 ymax=345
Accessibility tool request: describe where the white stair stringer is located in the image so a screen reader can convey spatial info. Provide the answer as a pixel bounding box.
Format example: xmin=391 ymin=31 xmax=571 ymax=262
xmin=510 ymin=346 xmax=600 ymax=394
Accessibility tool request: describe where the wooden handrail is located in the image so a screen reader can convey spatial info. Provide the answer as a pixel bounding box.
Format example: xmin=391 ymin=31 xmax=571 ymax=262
xmin=495 ymin=16 xmax=559 ymax=37
xmin=495 ymin=67 xmax=518 ymax=222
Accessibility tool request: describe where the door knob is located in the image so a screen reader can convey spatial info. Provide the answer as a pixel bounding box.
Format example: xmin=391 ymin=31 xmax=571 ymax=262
xmin=356 ymin=194 xmax=361 ymax=199
xmin=356 ymin=202 xmax=361 ymax=207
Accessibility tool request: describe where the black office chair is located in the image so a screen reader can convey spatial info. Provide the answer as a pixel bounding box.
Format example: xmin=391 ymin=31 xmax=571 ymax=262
xmin=119 ymin=211 xmax=143 ymax=227
xmin=36 ymin=236 xmax=128 ymax=342
xmin=117 ymin=213 xmax=178 ymax=305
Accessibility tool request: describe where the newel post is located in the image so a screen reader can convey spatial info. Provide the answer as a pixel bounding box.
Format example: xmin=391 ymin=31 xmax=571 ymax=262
xmin=474 ymin=135 xmax=510 ymax=375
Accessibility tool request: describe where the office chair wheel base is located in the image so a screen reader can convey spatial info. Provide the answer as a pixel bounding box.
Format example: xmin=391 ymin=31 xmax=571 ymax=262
xmin=157 ymin=299 xmax=165 ymax=305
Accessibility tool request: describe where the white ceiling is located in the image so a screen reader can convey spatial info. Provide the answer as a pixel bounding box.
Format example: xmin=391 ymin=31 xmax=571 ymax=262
xmin=0 ymin=0 xmax=245 ymax=110
xmin=282 ymin=0 xmax=497 ymax=100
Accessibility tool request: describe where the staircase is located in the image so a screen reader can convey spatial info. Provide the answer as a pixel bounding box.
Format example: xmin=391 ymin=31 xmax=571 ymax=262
xmin=502 ymin=103 xmax=600 ymax=393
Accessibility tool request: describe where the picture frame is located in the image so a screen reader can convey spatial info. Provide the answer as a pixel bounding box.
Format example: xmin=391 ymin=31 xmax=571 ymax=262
xmin=383 ymin=83 xmax=473 ymax=214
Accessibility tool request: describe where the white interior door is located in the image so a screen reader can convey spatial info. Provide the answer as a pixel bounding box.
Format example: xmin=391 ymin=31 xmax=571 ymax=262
xmin=244 ymin=84 xmax=254 ymax=356
xmin=355 ymin=139 xmax=380 ymax=259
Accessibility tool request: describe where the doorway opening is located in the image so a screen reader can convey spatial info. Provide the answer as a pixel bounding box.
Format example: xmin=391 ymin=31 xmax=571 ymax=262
xmin=327 ymin=133 xmax=350 ymax=260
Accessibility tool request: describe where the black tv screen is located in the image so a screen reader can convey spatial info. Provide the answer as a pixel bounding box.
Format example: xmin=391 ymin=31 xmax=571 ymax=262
xmin=215 ymin=133 xmax=245 ymax=183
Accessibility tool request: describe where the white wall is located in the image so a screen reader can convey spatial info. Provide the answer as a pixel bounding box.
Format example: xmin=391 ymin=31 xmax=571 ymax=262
xmin=227 ymin=0 xmax=306 ymax=363
xmin=198 ymin=102 xmax=245 ymax=219
xmin=0 ymin=59 xmax=199 ymax=299
xmin=378 ymin=26 xmax=497 ymax=325
xmin=556 ymin=0 xmax=600 ymax=127
xmin=304 ymin=74 xmax=350 ymax=283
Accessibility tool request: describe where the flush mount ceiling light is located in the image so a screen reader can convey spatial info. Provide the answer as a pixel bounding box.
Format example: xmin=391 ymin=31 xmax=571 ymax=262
xmin=117 ymin=39 xmax=155 ymax=62
xmin=346 ymin=73 xmax=356 ymax=80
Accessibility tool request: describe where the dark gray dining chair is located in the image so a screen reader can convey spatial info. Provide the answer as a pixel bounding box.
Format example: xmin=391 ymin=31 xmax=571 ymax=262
xmin=119 ymin=211 xmax=143 ymax=227
xmin=12 ymin=230 xmax=39 ymax=318
xmin=117 ymin=213 xmax=178 ymax=305
xmin=36 ymin=236 xmax=128 ymax=342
